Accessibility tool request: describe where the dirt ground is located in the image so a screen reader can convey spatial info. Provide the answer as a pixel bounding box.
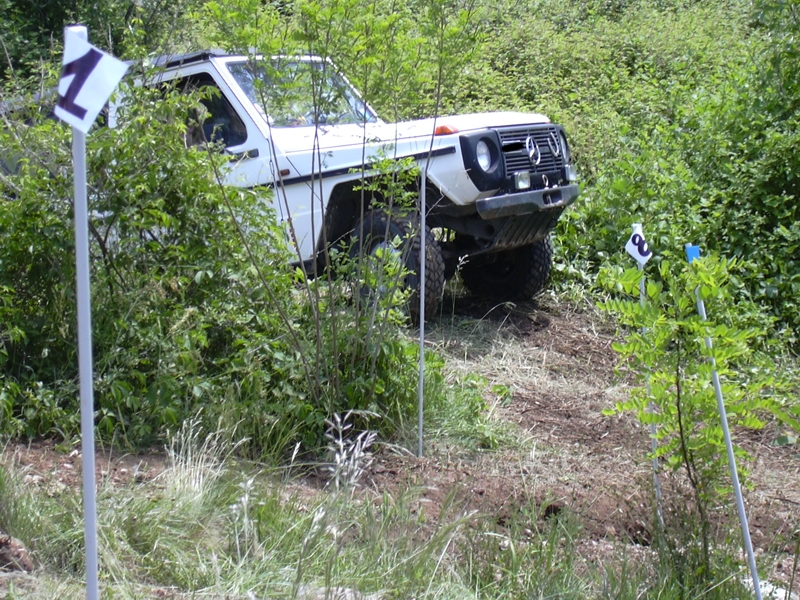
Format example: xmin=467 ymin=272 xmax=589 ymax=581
xmin=2 ymin=296 xmax=799 ymax=593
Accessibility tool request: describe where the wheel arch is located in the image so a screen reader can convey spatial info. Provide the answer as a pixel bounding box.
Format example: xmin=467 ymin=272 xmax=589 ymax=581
xmin=315 ymin=173 xmax=421 ymax=258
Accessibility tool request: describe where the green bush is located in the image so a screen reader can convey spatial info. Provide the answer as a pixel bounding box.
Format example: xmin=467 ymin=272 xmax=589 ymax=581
xmin=0 ymin=73 xmax=451 ymax=453
xmin=2 ymin=79 xmax=286 ymax=443
xmin=539 ymin=0 xmax=800 ymax=338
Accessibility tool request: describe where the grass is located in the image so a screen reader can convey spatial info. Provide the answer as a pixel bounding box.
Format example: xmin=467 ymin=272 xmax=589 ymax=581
xmin=0 ymin=436 xmax=606 ymax=599
xmin=0 ymin=415 xmax=488 ymax=598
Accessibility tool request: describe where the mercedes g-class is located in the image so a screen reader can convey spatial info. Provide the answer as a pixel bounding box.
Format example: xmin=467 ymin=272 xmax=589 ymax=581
xmin=120 ymin=51 xmax=579 ymax=317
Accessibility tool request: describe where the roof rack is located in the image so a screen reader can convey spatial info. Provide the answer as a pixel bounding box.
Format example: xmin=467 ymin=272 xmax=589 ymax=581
xmin=150 ymin=49 xmax=229 ymax=69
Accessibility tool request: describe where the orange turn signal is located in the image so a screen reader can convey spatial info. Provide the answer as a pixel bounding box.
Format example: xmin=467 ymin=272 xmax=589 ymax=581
xmin=434 ymin=124 xmax=459 ymax=135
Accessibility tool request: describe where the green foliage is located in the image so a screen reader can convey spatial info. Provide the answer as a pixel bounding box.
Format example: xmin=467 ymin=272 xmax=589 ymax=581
xmin=2 ymin=78 xmax=291 ymax=445
xmin=0 ymin=12 xmax=491 ymax=454
xmin=0 ymin=0 xmax=208 ymax=78
xmin=354 ymin=154 xmax=420 ymax=211
xmin=459 ymin=0 xmax=751 ymax=177
xmin=522 ymin=0 xmax=800 ymax=339
xmin=194 ymin=0 xmax=482 ymax=120
xmin=600 ymin=254 xmax=799 ymax=572
xmin=673 ymin=2 xmax=800 ymax=338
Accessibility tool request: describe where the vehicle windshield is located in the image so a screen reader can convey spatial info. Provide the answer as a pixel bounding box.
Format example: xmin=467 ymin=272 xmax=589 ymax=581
xmin=226 ymin=59 xmax=379 ymax=127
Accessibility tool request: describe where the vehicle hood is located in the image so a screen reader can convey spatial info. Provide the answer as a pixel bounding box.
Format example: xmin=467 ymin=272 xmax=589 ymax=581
xmin=269 ymin=111 xmax=551 ymax=154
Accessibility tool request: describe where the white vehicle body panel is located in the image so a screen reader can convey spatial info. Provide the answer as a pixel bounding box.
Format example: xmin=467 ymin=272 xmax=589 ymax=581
xmin=113 ymin=52 xmax=578 ymax=263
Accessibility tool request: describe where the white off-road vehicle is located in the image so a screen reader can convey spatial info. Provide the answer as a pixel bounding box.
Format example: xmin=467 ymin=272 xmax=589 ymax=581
xmin=123 ymin=50 xmax=579 ymax=316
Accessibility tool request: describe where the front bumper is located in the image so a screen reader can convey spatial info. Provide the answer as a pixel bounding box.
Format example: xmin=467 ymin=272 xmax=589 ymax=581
xmin=475 ymin=184 xmax=580 ymax=220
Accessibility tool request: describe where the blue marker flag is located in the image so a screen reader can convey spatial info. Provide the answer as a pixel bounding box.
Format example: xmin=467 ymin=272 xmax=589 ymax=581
xmin=685 ymin=243 xmax=701 ymax=264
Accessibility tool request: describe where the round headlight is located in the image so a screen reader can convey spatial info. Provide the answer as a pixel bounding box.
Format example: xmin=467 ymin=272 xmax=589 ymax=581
xmin=476 ymin=140 xmax=492 ymax=171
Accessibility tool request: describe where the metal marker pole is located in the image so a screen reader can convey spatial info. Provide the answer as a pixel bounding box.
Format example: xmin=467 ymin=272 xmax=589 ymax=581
xmin=628 ymin=224 xmax=664 ymax=529
xmin=418 ymin=164 xmax=427 ymax=458
xmin=638 ymin=261 xmax=665 ymax=531
xmin=67 ymin=24 xmax=99 ymax=600
xmin=685 ymin=244 xmax=761 ymax=600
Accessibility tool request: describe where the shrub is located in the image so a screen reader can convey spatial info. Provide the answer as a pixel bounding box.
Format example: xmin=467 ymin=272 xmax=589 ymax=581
xmin=600 ymin=255 xmax=799 ymax=573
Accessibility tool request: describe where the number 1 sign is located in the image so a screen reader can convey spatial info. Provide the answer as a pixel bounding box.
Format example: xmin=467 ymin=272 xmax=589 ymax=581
xmin=54 ymin=27 xmax=128 ymax=133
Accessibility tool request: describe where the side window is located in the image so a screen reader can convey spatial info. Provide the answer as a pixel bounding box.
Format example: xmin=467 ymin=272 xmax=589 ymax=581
xmin=175 ymin=74 xmax=248 ymax=149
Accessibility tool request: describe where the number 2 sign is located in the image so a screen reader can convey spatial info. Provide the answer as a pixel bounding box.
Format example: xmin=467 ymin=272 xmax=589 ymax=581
xmin=54 ymin=28 xmax=128 ymax=133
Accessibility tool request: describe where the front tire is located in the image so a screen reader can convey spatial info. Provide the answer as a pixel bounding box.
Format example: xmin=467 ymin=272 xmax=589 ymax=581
xmin=351 ymin=210 xmax=445 ymax=320
xmin=460 ymin=236 xmax=553 ymax=301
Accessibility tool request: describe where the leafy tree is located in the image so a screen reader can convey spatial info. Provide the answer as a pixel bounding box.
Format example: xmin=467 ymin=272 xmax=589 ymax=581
xmin=0 ymin=0 xmax=206 ymax=79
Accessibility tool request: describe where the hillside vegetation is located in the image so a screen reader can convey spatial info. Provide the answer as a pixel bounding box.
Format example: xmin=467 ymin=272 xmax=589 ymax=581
xmin=1 ymin=0 xmax=800 ymax=596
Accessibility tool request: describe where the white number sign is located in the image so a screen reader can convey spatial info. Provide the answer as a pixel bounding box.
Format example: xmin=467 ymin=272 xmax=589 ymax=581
xmin=625 ymin=223 xmax=653 ymax=266
xmin=54 ymin=28 xmax=128 ymax=133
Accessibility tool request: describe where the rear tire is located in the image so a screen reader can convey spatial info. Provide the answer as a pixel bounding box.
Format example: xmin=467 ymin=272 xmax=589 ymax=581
xmin=351 ymin=210 xmax=445 ymax=321
xmin=460 ymin=236 xmax=553 ymax=301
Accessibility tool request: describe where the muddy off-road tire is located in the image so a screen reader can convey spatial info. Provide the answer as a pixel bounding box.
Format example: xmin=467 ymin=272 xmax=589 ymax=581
xmin=351 ymin=210 xmax=445 ymax=321
xmin=460 ymin=236 xmax=553 ymax=301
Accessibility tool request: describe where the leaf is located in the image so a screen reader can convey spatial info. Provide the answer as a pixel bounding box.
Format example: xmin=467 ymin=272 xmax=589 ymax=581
xmin=775 ymin=434 xmax=798 ymax=446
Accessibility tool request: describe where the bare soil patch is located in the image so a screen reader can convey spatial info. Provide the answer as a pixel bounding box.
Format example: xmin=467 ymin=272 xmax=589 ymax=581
xmin=366 ymin=297 xmax=653 ymax=543
xmin=3 ymin=439 xmax=167 ymax=492
xmin=376 ymin=297 xmax=799 ymax=590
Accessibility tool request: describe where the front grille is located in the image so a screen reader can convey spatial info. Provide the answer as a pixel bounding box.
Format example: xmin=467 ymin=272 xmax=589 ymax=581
xmin=498 ymin=125 xmax=564 ymax=179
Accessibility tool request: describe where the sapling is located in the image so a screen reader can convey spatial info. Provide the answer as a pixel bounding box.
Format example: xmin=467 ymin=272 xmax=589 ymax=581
xmin=600 ymin=254 xmax=798 ymax=576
